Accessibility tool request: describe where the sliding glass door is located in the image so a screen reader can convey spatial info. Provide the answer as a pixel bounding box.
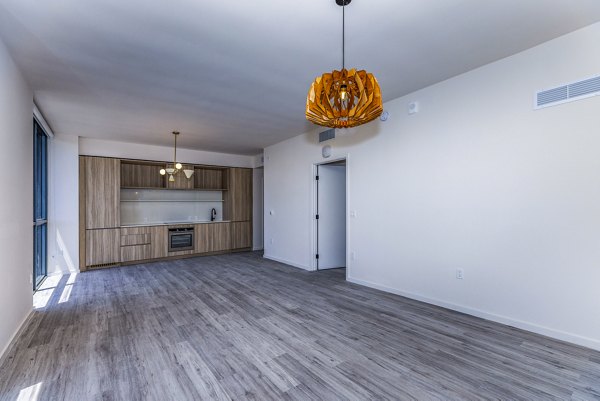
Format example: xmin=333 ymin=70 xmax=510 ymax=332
xmin=33 ymin=119 xmax=48 ymax=290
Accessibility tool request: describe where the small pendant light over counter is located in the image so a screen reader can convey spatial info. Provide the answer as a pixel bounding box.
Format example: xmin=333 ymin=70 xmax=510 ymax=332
xmin=306 ymin=0 xmax=383 ymax=129
xmin=159 ymin=131 xmax=194 ymax=182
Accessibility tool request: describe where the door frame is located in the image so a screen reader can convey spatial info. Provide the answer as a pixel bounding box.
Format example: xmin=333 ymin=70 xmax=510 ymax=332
xmin=311 ymin=155 xmax=350 ymax=277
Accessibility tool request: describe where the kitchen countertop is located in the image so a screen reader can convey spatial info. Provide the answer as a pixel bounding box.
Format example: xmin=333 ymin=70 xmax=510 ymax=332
xmin=121 ymin=220 xmax=231 ymax=228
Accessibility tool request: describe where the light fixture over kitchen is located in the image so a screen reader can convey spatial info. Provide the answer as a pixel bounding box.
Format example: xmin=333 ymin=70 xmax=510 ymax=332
xmin=306 ymin=0 xmax=383 ymax=128
xmin=159 ymin=131 xmax=194 ymax=182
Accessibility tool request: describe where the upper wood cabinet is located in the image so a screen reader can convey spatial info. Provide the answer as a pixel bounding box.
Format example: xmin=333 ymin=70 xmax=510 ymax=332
xmin=82 ymin=156 xmax=120 ymax=229
xmin=121 ymin=161 xmax=165 ymax=188
xmin=120 ymin=161 xmax=229 ymax=191
xmin=224 ymin=168 xmax=252 ymax=222
xmin=166 ymin=164 xmax=194 ymax=190
xmin=194 ymin=167 xmax=225 ymax=190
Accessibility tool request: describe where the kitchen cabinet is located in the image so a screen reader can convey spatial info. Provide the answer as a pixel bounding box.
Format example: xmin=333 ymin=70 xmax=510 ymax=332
xmin=194 ymin=167 xmax=225 ymax=190
xmin=83 ymin=156 xmax=120 ymax=229
xmin=79 ymin=155 xmax=254 ymax=271
xmin=231 ymin=221 xmax=252 ymax=249
xmin=121 ymin=161 xmax=165 ymax=188
xmin=120 ymin=225 xmax=168 ymax=262
xmin=86 ymin=228 xmax=120 ymax=267
xmin=166 ymin=164 xmax=195 ymax=190
xmin=121 ymin=226 xmax=152 ymax=262
xmin=150 ymin=226 xmax=168 ymax=259
xmin=225 ymin=168 xmax=252 ymax=250
xmin=224 ymin=168 xmax=252 ymax=222
xmin=195 ymin=222 xmax=231 ymax=253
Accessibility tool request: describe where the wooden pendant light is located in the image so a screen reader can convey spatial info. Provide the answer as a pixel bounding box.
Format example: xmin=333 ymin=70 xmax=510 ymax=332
xmin=306 ymin=68 xmax=382 ymax=128
xmin=305 ymin=0 xmax=383 ymax=128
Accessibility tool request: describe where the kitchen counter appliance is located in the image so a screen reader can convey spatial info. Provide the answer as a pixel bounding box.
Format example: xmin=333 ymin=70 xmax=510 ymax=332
xmin=168 ymin=227 xmax=194 ymax=252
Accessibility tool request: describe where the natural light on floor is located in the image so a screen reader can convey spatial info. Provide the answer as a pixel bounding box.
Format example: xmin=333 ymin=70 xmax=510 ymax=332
xmin=58 ymin=272 xmax=78 ymax=303
xmin=16 ymin=382 xmax=43 ymax=401
xmin=33 ymin=273 xmax=78 ymax=309
xmin=32 ymin=275 xmax=61 ymax=309
xmin=33 ymin=273 xmax=77 ymax=309
xmin=58 ymin=284 xmax=73 ymax=304
xmin=66 ymin=272 xmax=77 ymax=285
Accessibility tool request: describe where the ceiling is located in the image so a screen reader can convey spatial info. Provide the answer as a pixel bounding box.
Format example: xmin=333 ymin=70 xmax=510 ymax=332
xmin=1 ymin=1 xmax=599 ymax=155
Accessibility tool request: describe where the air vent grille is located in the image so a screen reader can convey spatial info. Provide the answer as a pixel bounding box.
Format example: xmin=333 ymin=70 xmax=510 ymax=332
xmin=88 ymin=263 xmax=119 ymax=269
xmin=569 ymin=76 xmax=600 ymax=98
xmin=536 ymin=75 xmax=600 ymax=109
xmin=319 ymin=129 xmax=335 ymax=143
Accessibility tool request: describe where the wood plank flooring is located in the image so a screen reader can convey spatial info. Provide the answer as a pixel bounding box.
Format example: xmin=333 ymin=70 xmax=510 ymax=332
xmin=1 ymin=252 xmax=599 ymax=400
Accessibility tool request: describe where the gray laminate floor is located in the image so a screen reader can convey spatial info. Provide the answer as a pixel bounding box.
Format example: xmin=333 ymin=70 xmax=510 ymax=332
xmin=1 ymin=252 xmax=599 ymax=400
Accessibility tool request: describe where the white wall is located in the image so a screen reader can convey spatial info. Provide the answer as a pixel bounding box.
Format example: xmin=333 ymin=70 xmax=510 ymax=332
xmin=48 ymin=134 xmax=79 ymax=275
xmin=0 ymin=38 xmax=33 ymax=357
xmin=264 ymin=23 xmax=600 ymax=350
xmin=79 ymin=137 xmax=255 ymax=168
xmin=253 ymin=167 xmax=264 ymax=250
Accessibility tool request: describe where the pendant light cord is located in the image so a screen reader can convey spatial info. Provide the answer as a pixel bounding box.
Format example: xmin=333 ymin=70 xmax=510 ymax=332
xmin=342 ymin=2 xmax=345 ymax=70
xmin=174 ymin=132 xmax=177 ymax=166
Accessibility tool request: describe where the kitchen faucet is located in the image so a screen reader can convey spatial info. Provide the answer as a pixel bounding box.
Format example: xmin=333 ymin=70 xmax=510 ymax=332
xmin=211 ymin=208 xmax=217 ymax=222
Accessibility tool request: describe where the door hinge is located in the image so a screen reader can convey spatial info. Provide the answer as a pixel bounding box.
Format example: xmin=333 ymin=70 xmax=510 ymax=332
xmin=315 ymin=214 xmax=319 ymax=219
xmin=316 ymin=175 xmax=319 ymax=180
xmin=316 ymin=254 xmax=319 ymax=259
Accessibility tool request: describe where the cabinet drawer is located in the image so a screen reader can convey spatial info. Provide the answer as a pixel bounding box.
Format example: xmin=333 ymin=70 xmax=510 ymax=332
xmin=121 ymin=233 xmax=151 ymax=246
xmin=121 ymin=244 xmax=153 ymax=262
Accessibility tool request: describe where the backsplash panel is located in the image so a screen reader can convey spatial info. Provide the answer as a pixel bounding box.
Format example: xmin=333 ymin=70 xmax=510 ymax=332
xmin=120 ymin=189 xmax=224 ymax=225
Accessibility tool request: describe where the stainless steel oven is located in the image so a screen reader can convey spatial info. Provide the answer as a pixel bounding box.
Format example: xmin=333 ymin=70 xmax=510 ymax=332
xmin=168 ymin=227 xmax=194 ymax=252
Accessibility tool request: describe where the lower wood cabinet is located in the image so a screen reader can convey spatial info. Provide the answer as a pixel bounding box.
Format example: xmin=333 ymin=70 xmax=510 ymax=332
xmin=121 ymin=226 xmax=167 ymax=262
xmin=121 ymin=244 xmax=152 ymax=262
xmin=86 ymin=228 xmax=120 ymax=267
xmin=195 ymin=222 xmax=231 ymax=253
xmin=149 ymin=226 xmax=168 ymax=259
xmin=121 ymin=227 xmax=151 ymax=262
xmin=231 ymin=221 xmax=252 ymax=249
xmin=85 ymin=222 xmax=249 ymax=268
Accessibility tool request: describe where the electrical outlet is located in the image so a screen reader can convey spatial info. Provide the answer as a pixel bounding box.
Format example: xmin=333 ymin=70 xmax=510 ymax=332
xmin=350 ymin=251 xmax=356 ymax=261
xmin=270 ymin=238 xmax=274 ymax=245
xmin=456 ymin=269 xmax=464 ymax=280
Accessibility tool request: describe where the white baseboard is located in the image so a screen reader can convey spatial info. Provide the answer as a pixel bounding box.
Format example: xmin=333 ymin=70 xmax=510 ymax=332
xmin=347 ymin=276 xmax=600 ymax=352
xmin=0 ymin=309 xmax=33 ymax=364
xmin=263 ymin=254 xmax=312 ymax=271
